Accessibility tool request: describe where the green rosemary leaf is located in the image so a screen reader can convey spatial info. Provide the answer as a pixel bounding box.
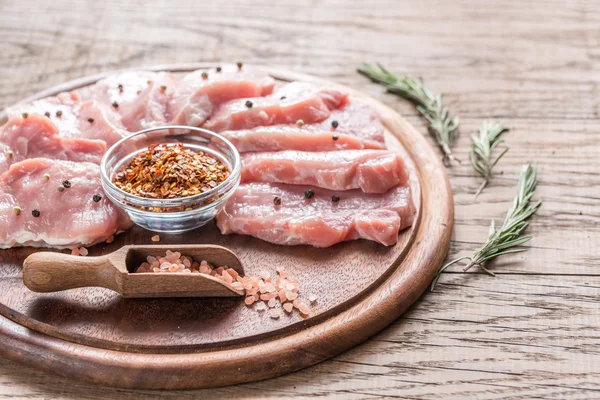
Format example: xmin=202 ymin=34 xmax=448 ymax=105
xmin=357 ymin=63 xmax=460 ymax=165
xmin=471 ymin=121 xmax=510 ymax=197
xmin=430 ymin=162 xmax=541 ymax=291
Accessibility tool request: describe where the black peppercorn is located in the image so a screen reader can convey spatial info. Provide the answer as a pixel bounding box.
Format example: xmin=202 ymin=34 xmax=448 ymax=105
xmin=62 ymin=180 xmax=72 ymax=188
xmin=331 ymin=120 xmax=339 ymax=128
xmin=304 ymin=189 xmax=315 ymax=199
xmin=32 ymin=209 xmax=40 ymax=218
xmin=93 ymin=193 xmax=102 ymax=202
xmin=273 ymin=196 xmax=281 ymax=205
xmin=44 ymin=111 xmax=50 ymax=117
xmin=216 ymin=66 xmax=222 ymax=72
xmin=88 ymin=118 xmax=94 ymax=123
xmin=332 ymin=194 xmax=340 ymax=202
xmin=245 ymin=100 xmax=253 ymax=108
xmin=332 ymin=135 xmax=339 ymax=141
xmin=236 ymin=62 xmax=243 ymax=70
xmin=112 ymin=101 xmax=119 ymax=108
xmin=56 ymin=110 xmax=63 ymax=117
xmin=22 ymin=112 xmax=28 ymax=119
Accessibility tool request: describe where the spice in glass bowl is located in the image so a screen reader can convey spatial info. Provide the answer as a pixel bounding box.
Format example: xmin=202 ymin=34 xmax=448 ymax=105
xmin=113 ymin=143 xmax=230 ymax=200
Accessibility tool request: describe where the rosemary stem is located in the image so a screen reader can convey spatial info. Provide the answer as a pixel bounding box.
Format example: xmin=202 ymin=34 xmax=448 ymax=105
xmin=474 ymin=179 xmax=488 ymax=199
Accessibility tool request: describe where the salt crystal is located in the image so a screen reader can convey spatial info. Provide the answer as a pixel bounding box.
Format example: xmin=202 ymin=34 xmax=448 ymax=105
xmin=231 ymin=282 xmax=244 ymax=290
xmin=298 ymin=303 xmax=310 ymax=316
xmin=309 ymin=294 xmax=317 ymax=303
xmin=276 ymin=266 xmax=284 ymax=273
xmin=280 ymin=271 xmax=288 ymax=279
xmin=269 ymin=309 xmax=280 ymax=319
xmin=183 ymin=258 xmax=191 ymax=267
xmin=286 ymin=292 xmax=298 ymax=301
xmin=166 ymin=250 xmax=173 ymax=256
xmin=71 ymin=248 xmax=80 ymax=256
xmin=293 ymin=299 xmax=301 ymax=309
xmin=244 ymin=296 xmax=255 ymax=306
xmin=268 ymin=298 xmax=277 ymax=308
xmin=160 ymin=262 xmax=171 ymax=269
xmin=151 ymin=235 xmax=160 ymax=242
xmin=263 ymin=282 xmax=276 ymax=293
xmin=260 ymin=270 xmax=270 ymax=280
xmin=283 ymin=303 xmax=294 ymax=313
xmin=286 ymin=283 xmax=295 ymax=291
xmin=106 ymin=235 xmax=115 ymax=244
xmin=256 ymin=302 xmax=267 ymax=311
xmin=147 ymin=256 xmax=157 ymax=264
xmin=278 ymin=290 xmax=287 ymax=302
xmin=181 ymin=269 xmax=192 ymax=274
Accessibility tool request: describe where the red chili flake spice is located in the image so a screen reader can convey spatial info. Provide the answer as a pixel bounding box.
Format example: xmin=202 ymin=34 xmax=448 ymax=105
xmin=113 ymin=143 xmax=230 ymax=200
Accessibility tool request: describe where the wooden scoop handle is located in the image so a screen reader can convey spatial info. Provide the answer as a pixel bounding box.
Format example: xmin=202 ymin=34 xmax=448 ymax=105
xmin=23 ymin=252 xmax=121 ymax=293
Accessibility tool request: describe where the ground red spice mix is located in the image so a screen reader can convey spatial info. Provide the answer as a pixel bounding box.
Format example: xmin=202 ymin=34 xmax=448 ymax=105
xmin=113 ymin=143 xmax=230 ymax=199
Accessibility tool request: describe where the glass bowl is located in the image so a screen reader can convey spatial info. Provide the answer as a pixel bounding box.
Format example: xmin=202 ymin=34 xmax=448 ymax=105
xmin=100 ymin=126 xmax=241 ymax=233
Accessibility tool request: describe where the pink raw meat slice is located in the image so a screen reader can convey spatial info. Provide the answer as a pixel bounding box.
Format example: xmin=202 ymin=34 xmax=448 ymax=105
xmin=0 ymin=114 xmax=106 ymax=174
xmin=6 ymin=91 xmax=81 ymax=137
xmin=89 ymin=71 xmax=178 ymax=132
xmin=0 ymin=158 xmax=131 ymax=248
xmin=169 ymin=66 xmax=276 ymax=126
xmin=241 ymin=150 xmax=408 ymax=193
xmin=220 ymin=99 xmax=385 ymax=152
xmin=204 ymin=82 xmax=348 ymax=132
xmin=216 ymin=183 xmax=415 ymax=247
xmin=7 ymin=94 xmax=126 ymax=147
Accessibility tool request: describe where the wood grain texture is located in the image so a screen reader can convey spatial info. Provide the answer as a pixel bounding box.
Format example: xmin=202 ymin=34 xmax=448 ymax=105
xmin=0 ymin=0 xmax=598 ymax=398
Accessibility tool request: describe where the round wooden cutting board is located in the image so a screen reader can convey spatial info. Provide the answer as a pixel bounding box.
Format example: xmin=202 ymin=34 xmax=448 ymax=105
xmin=0 ymin=64 xmax=453 ymax=389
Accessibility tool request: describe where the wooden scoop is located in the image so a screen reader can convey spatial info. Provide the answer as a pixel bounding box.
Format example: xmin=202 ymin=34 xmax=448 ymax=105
xmin=22 ymin=244 xmax=245 ymax=298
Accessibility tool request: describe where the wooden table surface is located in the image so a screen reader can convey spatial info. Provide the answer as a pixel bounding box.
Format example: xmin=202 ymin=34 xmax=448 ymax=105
xmin=0 ymin=0 xmax=598 ymax=398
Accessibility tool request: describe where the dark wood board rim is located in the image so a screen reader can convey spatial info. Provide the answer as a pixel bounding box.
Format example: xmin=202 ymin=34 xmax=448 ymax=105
xmin=0 ymin=63 xmax=453 ymax=389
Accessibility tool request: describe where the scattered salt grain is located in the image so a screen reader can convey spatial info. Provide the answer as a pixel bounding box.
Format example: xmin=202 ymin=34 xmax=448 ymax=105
xmin=309 ymin=294 xmax=317 ymax=304
xmin=71 ymin=248 xmax=79 ymax=256
xmin=268 ymin=298 xmax=277 ymax=308
xmin=256 ymin=302 xmax=267 ymax=311
xmin=283 ymin=303 xmax=294 ymax=313
xmin=269 ymin=309 xmax=281 ymax=319
xmin=106 ymin=235 xmax=115 ymax=244
xmin=151 ymin=235 xmax=160 ymax=242
xmin=79 ymin=247 xmax=88 ymax=256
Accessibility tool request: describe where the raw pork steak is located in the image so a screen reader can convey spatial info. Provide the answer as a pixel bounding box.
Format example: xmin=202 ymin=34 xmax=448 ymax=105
xmin=7 ymin=93 xmax=126 ymax=147
xmin=0 ymin=159 xmax=131 ymax=248
xmin=169 ymin=66 xmax=276 ymax=126
xmin=0 ymin=114 xmax=106 ymax=174
xmin=241 ymin=150 xmax=409 ymax=193
xmin=217 ymin=183 xmax=415 ymax=247
xmin=204 ymin=82 xmax=348 ymax=132
xmin=220 ymin=99 xmax=386 ymax=152
xmin=89 ymin=71 xmax=178 ymax=132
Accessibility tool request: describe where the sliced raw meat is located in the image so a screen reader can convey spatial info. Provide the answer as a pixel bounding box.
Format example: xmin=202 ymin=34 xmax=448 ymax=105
xmin=220 ymin=99 xmax=385 ymax=152
xmin=89 ymin=71 xmax=178 ymax=132
xmin=7 ymin=94 xmax=126 ymax=147
xmin=0 ymin=158 xmax=131 ymax=248
xmin=241 ymin=150 xmax=408 ymax=193
xmin=75 ymin=101 xmax=128 ymax=146
xmin=217 ymin=183 xmax=415 ymax=247
xmin=6 ymin=91 xmax=81 ymax=137
xmin=204 ymin=82 xmax=348 ymax=132
xmin=0 ymin=114 xmax=106 ymax=174
xmin=169 ymin=66 xmax=276 ymax=126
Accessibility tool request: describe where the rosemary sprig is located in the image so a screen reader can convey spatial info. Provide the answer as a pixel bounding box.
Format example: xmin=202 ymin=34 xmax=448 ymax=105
xmin=430 ymin=162 xmax=541 ymax=291
xmin=357 ymin=63 xmax=460 ymax=165
xmin=470 ymin=121 xmax=510 ymax=197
